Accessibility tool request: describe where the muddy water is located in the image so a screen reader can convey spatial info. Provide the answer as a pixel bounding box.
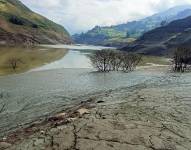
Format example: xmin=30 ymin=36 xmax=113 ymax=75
xmin=0 ymin=46 xmax=69 ymax=75
xmin=0 ymin=45 xmax=181 ymax=138
xmin=0 ymin=68 xmax=166 ymax=137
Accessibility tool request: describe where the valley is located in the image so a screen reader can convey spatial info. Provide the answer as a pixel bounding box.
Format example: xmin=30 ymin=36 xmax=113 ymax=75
xmin=73 ymin=5 xmax=191 ymax=47
xmin=0 ymin=1 xmax=191 ymax=150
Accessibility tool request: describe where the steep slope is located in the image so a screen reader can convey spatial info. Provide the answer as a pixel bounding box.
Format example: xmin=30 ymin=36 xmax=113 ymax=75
xmin=121 ymin=16 xmax=191 ymax=56
xmin=73 ymin=5 xmax=191 ymax=46
xmin=0 ymin=0 xmax=72 ymax=45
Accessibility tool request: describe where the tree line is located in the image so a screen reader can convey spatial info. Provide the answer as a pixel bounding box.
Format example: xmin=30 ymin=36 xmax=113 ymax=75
xmin=88 ymin=50 xmax=142 ymax=72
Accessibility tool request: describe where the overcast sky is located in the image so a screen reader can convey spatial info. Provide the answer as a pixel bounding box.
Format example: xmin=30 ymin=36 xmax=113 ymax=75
xmin=20 ymin=0 xmax=191 ymax=34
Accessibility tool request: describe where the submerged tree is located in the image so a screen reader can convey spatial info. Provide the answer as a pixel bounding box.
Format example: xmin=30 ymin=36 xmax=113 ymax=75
xmin=88 ymin=50 xmax=142 ymax=72
xmin=121 ymin=53 xmax=142 ymax=72
xmin=8 ymin=58 xmax=23 ymax=71
xmin=89 ymin=50 xmax=110 ymax=72
xmin=173 ymin=47 xmax=191 ymax=72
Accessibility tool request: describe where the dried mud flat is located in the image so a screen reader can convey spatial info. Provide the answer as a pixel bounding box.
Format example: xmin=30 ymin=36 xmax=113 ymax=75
xmin=1 ymin=68 xmax=191 ymax=150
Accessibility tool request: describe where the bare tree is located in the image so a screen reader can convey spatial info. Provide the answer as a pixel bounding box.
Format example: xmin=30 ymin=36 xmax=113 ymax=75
xmin=128 ymin=53 xmax=142 ymax=71
xmin=173 ymin=47 xmax=191 ymax=72
xmin=120 ymin=53 xmax=142 ymax=72
xmin=89 ymin=50 xmax=108 ymax=72
xmin=8 ymin=58 xmax=23 ymax=71
xmin=109 ymin=51 xmax=123 ymax=71
xmin=89 ymin=50 xmax=141 ymax=72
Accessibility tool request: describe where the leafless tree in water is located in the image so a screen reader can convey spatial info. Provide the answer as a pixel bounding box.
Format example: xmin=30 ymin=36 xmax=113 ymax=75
xmin=121 ymin=53 xmax=142 ymax=72
xmin=173 ymin=47 xmax=191 ymax=72
xmin=89 ymin=50 xmax=111 ymax=72
xmin=88 ymin=50 xmax=142 ymax=72
xmin=8 ymin=58 xmax=23 ymax=71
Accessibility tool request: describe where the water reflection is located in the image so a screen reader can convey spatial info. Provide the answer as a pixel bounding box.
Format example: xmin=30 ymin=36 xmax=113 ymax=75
xmin=41 ymin=44 xmax=114 ymax=50
xmin=33 ymin=50 xmax=92 ymax=71
xmin=0 ymin=44 xmax=120 ymax=137
xmin=0 ymin=46 xmax=68 ymax=75
xmin=33 ymin=44 xmax=114 ymax=71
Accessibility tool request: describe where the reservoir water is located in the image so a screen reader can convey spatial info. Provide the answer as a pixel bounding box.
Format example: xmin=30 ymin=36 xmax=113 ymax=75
xmin=0 ymin=45 xmax=168 ymax=137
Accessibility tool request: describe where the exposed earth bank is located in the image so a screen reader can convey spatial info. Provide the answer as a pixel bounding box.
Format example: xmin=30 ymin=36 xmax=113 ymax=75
xmin=1 ymin=66 xmax=191 ymax=150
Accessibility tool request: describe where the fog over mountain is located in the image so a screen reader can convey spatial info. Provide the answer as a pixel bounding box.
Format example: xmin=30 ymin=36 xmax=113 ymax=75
xmin=20 ymin=0 xmax=191 ymax=34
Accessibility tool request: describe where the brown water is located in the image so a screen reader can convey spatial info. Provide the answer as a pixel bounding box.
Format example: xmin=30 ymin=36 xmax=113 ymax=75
xmin=0 ymin=44 xmax=185 ymax=138
xmin=0 ymin=45 xmax=68 ymax=75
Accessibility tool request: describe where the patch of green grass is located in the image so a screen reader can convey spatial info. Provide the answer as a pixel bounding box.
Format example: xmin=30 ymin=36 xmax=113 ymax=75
xmin=139 ymin=55 xmax=170 ymax=66
xmin=88 ymin=26 xmax=126 ymax=39
xmin=103 ymin=37 xmax=136 ymax=45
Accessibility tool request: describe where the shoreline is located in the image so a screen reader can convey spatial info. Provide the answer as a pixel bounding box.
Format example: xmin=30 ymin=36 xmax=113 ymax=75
xmin=0 ymin=88 xmax=115 ymax=148
xmin=2 ymin=66 xmax=189 ymax=150
xmin=0 ymin=66 xmax=168 ymax=137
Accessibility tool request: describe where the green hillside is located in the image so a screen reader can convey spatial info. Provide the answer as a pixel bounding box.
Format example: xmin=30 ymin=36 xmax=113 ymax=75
xmin=0 ymin=0 xmax=72 ymax=45
xmin=73 ymin=5 xmax=191 ymax=46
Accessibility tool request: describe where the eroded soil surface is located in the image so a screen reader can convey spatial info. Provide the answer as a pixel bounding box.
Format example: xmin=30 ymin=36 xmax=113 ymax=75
xmin=1 ymin=69 xmax=191 ymax=150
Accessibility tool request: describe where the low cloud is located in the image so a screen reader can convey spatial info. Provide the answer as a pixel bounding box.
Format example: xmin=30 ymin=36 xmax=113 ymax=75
xmin=20 ymin=0 xmax=191 ymax=34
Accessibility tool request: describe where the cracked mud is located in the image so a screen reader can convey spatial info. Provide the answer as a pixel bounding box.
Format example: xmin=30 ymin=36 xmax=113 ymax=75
xmin=1 ymin=68 xmax=191 ymax=150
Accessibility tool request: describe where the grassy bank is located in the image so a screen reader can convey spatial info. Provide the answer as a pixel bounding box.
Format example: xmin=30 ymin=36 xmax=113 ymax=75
xmin=139 ymin=55 xmax=170 ymax=66
xmin=0 ymin=46 xmax=68 ymax=75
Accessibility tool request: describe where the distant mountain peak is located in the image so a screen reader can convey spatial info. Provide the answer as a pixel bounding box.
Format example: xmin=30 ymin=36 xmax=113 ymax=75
xmin=73 ymin=5 xmax=191 ymax=47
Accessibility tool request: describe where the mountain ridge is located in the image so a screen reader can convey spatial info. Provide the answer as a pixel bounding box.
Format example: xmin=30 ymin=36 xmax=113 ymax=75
xmin=73 ymin=5 xmax=191 ymax=46
xmin=0 ymin=0 xmax=72 ymax=45
xmin=121 ymin=15 xmax=191 ymax=56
